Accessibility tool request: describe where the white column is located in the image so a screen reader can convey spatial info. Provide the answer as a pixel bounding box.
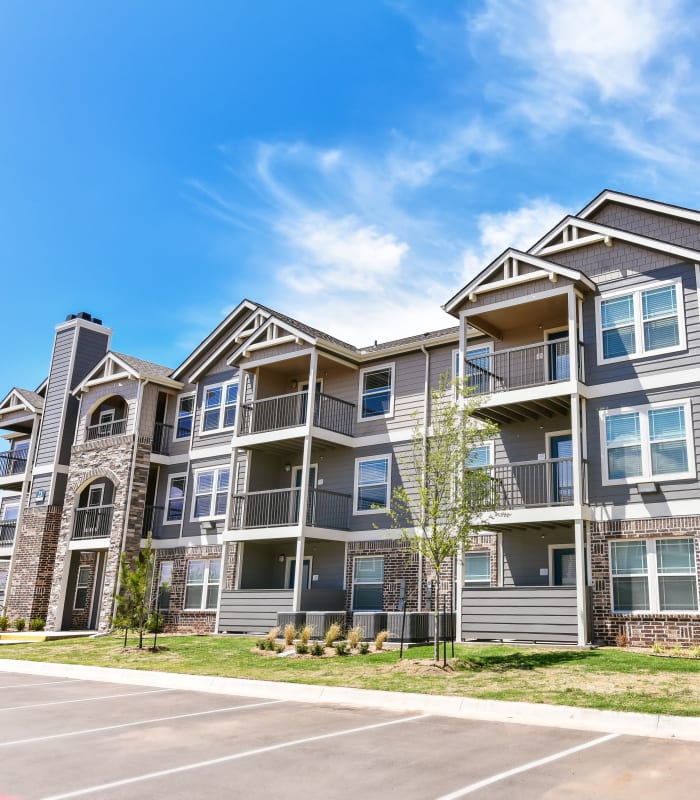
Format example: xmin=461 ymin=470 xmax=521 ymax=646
xmin=574 ymin=519 xmax=588 ymax=645
xmin=567 ymin=288 xmax=579 ymax=386
xmin=455 ymin=545 xmax=464 ymax=643
xmin=214 ymin=541 xmax=228 ymax=633
xmin=292 ymin=351 xmax=318 ymax=612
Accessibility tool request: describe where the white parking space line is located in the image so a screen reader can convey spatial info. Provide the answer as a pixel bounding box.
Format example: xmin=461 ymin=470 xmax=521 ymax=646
xmin=0 ymin=679 xmax=81 ymax=690
xmin=0 ymin=688 xmax=173 ymax=712
xmin=434 ymin=732 xmax=621 ymax=799
xmin=0 ymin=699 xmax=286 ymax=747
xmin=41 ymin=713 xmax=431 ymax=800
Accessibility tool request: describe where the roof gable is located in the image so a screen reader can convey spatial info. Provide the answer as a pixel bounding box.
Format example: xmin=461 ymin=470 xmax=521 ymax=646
xmin=0 ymin=388 xmax=43 ymax=416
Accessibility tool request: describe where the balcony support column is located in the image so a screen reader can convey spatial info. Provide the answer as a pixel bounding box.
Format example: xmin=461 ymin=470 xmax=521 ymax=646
xmin=292 ymin=351 xmax=318 ymax=612
xmin=567 ymin=287 xmax=579 ymax=385
xmin=574 ymin=519 xmax=588 ymax=645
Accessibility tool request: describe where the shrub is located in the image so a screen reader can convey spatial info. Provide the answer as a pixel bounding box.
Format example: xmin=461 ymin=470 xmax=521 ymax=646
xmin=652 ymin=640 xmax=664 ymax=655
xmin=324 ymin=622 xmax=343 ymax=647
xmin=255 ymin=639 xmax=267 ymax=650
xmin=310 ymin=641 xmax=325 ymax=657
xmin=29 ymin=619 xmax=45 ymax=632
xmin=295 ymin=642 xmax=309 ymax=655
xmin=375 ymin=630 xmax=389 ymax=651
xmin=15 ymin=618 xmax=26 ymax=632
xmin=0 ymin=616 xmax=9 ymax=632
xmin=335 ymin=641 xmax=349 ymax=656
xmin=692 ymin=645 xmax=700 ymax=659
xmin=284 ymin=623 xmax=296 ymax=646
xmin=359 ymin=641 xmax=370 ymax=655
xmin=615 ymin=631 xmax=629 ymax=648
xmin=299 ymin=625 xmax=313 ymax=645
xmin=266 ymin=626 xmax=281 ymax=642
xmin=348 ymin=626 xmax=363 ymax=648
xmin=274 ymin=644 xmax=285 ymax=654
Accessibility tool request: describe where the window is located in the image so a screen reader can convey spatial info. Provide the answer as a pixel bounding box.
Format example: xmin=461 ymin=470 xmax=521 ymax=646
xmin=0 ymin=559 xmax=8 ymax=602
xmin=354 ymin=456 xmax=390 ymax=514
xmin=597 ymin=280 xmax=684 ymax=362
xmin=359 ymin=364 xmax=394 ymax=420
xmin=1 ymin=502 xmax=20 ymax=522
xmin=192 ymin=467 xmax=230 ymax=519
xmin=73 ymin=566 xmax=91 ymax=611
xmin=602 ymin=401 xmax=693 ymax=484
xmin=165 ymin=475 xmax=186 ymax=523
xmin=611 ymin=539 xmax=698 ymax=613
xmin=175 ymin=395 xmax=195 ymax=439
xmin=184 ymin=559 xmax=221 ymax=610
xmin=156 ymin=561 xmax=173 ymax=611
xmin=201 ymin=381 xmax=238 ymax=433
xmin=352 ymin=557 xmax=384 ymax=610
xmin=465 ymin=551 xmax=491 ymax=586
xmin=466 ymin=445 xmax=493 ymax=469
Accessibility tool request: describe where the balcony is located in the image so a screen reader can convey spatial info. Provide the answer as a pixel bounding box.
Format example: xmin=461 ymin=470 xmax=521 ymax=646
xmin=474 ymin=458 xmax=584 ymax=510
xmin=151 ymin=423 xmax=173 ymax=455
xmin=0 ymin=452 xmax=27 ymax=479
xmin=239 ymin=391 xmax=355 ymax=438
xmin=72 ymin=505 xmax=113 ymax=540
xmin=0 ymin=520 xmax=16 ymax=546
xmin=85 ymin=418 xmax=127 ymax=441
xmin=230 ymin=488 xmax=351 ymax=531
xmin=142 ymin=505 xmax=164 ymax=537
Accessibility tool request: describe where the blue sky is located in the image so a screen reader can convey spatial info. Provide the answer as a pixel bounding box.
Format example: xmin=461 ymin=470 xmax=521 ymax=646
xmin=2 ymin=0 xmax=699 ymax=390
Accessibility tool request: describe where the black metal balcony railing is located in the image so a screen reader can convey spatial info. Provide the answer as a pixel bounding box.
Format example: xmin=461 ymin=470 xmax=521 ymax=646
xmin=469 ymin=458 xmax=584 ymax=509
xmin=151 ymin=423 xmax=173 ymax=455
xmin=0 ymin=520 xmax=16 ymax=546
xmin=72 ymin=505 xmax=113 ymax=539
xmin=0 ymin=452 xmax=27 ymax=478
xmin=465 ymin=340 xmax=574 ymax=396
xmin=142 ymin=505 xmax=164 ymax=537
xmin=85 ymin=418 xmax=127 ymax=441
xmin=231 ymin=488 xmax=351 ymax=531
xmin=240 ymin=391 xmax=355 ymax=437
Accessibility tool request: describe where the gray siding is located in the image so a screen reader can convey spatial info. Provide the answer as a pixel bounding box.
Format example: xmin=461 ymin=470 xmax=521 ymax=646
xmin=180 ymin=454 xmax=231 ymax=538
xmin=191 ymin=369 xmax=238 ymax=450
xmin=218 ymin=589 xmax=293 ymax=633
xmin=591 ymin=202 xmax=700 ymax=250
xmin=461 ymin=587 xmax=577 ymax=643
xmin=34 ymin=328 xmax=76 ymax=468
xmin=502 ymin=528 xmax=574 ymax=586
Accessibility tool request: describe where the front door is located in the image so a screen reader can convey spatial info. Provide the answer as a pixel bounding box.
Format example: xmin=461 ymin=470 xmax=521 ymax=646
xmin=286 ymin=557 xmax=312 ymax=590
xmin=553 ymin=548 xmax=576 ymax=586
xmin=292 ymin=465 xmax=317 ymax=524
xmin=299 ymin=380 xmax=322 ymax=425
xmin=547 ymin=330 xmax=570 ymax=381
xmin=549 ymin=434 xmax=573 ymax=503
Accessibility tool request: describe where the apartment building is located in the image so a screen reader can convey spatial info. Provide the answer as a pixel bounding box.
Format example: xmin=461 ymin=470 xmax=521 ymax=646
xmin=1 ymin=189 xmax=698 ymax=648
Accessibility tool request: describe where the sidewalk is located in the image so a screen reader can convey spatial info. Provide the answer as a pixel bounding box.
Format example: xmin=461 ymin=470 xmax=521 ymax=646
xmin=0 ymin=657 xmax=698 ymax=742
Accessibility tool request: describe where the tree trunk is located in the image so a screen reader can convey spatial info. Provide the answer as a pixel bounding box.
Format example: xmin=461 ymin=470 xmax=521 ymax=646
xmin=433 ymin=578 xmax=440 ymax=662
xmin=123 ymin=626 xmax=128 ymax=648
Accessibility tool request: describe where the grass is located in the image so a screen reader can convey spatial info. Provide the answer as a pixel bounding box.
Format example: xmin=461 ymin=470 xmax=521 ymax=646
xmin=2 ymin=634 xmax=700 ymax=717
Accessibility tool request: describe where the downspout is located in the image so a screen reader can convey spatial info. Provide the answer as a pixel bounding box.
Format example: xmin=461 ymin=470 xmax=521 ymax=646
xmin=418 ymin=344 xmax=430 ymax=611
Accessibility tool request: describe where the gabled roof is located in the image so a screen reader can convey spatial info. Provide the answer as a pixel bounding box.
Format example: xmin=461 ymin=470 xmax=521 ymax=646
xmin=253 ymin=302 xmax=357 ymax=352
xmin=577 ymin=189 xmax=700 ymax=225
xmin=530 ymin=216 xmax=700 ymax=263
xmin=360 ymin=326 xmax=459 ymax=354
xmin=0 ymin=387 xmax=44 ymax=416
xmin=443 ymin=249 xmax=596 ymax=315
xmin=74 ymin=351 xmax=180 ymax=394
xmin=111 ymin=352 xmax=174 ymax=381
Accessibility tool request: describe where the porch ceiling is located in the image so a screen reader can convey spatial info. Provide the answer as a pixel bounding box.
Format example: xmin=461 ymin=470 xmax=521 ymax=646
xmin=245 ymin=437 xmax=344 ymax=455
xmin=487 ymin=521 xmax=574 ymax=533
xmin=473 ymin=394 xmax=570 ymax=424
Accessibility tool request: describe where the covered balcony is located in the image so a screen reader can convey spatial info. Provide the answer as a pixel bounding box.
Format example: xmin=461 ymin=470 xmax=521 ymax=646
xmin=239 ymin=390 xmax=355 ymax=438
xmin=151 ymin=422 xmax=173 ymax=455
xmin=142 ymin=504 xmax=164 ymax=538
xmin=230 ymin=487 xmax=351 ymax=531
xmin=71 ymin=478 xmax=115 ymax=541
xmin=0 ymin=519 xmax=16 ymax=547
xmin=85 ymin=396 xmax=128 ymax=441
xmin=482 ymin=457 xmax=584 ymax=509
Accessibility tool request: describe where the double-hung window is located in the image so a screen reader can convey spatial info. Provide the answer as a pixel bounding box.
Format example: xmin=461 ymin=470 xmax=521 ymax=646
xmin=156 ymin=561 xmax=173 ymax=610
xmin=192 ymin=467 xmax=229 ymax=519
xmin=611 ymin=539 xmax=698 ymax=613
xmin=175 ymin=395 xmax=195 ymax=440
xmin=202 ymin=381 xmax=238 ymax=433
xmin=165 ymin=475 xmax=186 ymax=523
xmin=73 ymin=566 xmax=91 ymax=611
xmin=184 ymin=559 xmax=221 ymax=610
xmin=354 ymin=455 xmax=390 ymax=514
xmin=359 ymin=364 xmax=394 ymax=420
xmin=602 ymin=401 xmax=693 ymax=484
xmin=352 ymin=557 xmax=384 ymax=610
xmin=464 ymin=551 xmax=491 ymax=586
xmin=598 ymin=280 xmax=684 ymax=362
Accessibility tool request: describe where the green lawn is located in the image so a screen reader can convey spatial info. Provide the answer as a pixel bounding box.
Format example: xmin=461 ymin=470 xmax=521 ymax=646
xmin=2 ymin=634 xmax=700 ymax=717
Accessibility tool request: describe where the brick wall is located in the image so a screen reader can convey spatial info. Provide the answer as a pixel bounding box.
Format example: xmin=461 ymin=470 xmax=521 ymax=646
xmin=590 ymin=516 xmax=700 ymax=646
xmin=68 ymin=551 xmax=98 ymax=630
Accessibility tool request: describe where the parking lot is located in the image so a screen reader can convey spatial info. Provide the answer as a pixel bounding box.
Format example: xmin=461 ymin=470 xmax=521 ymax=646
xmin=0 ymin=669 xmax=699 ymax=799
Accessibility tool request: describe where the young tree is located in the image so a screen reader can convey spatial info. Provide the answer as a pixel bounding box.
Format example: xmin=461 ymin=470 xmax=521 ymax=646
xmin=113 ymin=535 xmax=156 ymax=649
xmin=389 ymin=375 xmax=499 ymax=661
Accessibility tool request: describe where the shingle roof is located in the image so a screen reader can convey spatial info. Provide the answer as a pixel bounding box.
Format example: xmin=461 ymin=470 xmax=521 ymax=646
xmin=251 ymin=301 xmax=358 ymax=352
xmin=12 ymin=388 xmax=44 ymax=410
xmin=360 ymin=326 xmax=459 ymax=353
xmin=110 ymin=352 xmax=174 ymax=380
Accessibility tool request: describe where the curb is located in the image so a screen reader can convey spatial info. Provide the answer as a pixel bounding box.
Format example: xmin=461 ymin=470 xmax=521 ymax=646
xmin=0 ymin=658 xmax=698 ymax=742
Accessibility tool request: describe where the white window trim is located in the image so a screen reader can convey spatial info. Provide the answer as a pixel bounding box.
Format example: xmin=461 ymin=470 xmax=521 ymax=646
xmin=183 ymin=558 xmax=221 ymax=612
xmin=163 ymin=473 xmax=187 ymax=526
xmin=73 ymin=565 xmax=92 ymax=611
xmin=353 ymin=454 xmax=392 ymax=516
xmin=467 ymin=441 xmax=494 ymax=468
xmin=199 ymin=380 xmax=239 ymax=436
xmin=609 ymin=537 xmax=700 ymax=615
xmin=599 ymin=399 xmax=695 ymax=486
xmin=452 ymin=343 xmax=495 ymax=390
xmin=156 ymin=560 xmax=174 ymax=610
xmin=464 ymin=550 xmax=491 ymax=585
xmin=284 ymin=555 xmax=313 ymax=590
xmin=190 ymin=466 xmax=230 ymax=522
xmin=357 ymin=363 xmax=395 ymax=423
xmin=547 ymin=543 xmax=576 ymax=587
xmin=1 ymin=501 xmax=20 ymax=521
xmin=595 ymin=278 xmax=686 ymax=365
xmin=173 ymin=392 xmax=196 ymax=442
xmin=351 ymin=555 xmax=384 ymax=611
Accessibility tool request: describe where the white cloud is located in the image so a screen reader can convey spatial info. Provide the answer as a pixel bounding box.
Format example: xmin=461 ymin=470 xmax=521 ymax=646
xmin=461 ymin=198 xmax=568 ymax=280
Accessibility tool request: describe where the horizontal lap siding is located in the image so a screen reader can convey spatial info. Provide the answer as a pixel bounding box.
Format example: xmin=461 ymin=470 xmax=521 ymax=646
xmin=590 ymin=204 xmax=700 ymax=250
xmin=218 ymin=590 xmax=293 ymax=633
xmin=461 ymin=587 xmax=578 ymax=643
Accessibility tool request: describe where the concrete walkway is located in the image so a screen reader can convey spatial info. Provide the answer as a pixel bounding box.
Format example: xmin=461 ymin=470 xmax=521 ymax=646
xmin=0 ymin=657 xmax=698 ymax=743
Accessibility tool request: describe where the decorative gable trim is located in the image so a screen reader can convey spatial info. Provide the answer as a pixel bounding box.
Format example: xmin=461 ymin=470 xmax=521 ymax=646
xmin=0 ymin=388 xmax=40 ymax=416
xmin=578 ymin=190 xmax=700 ymax=226
xmin=227 ymin=316 xmax=316 ymax=364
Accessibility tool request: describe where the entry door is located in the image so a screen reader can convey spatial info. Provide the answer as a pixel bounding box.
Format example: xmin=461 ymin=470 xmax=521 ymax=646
xmin=287 ymin=557 xmax=312 ymax=590
xmin=549 ymin=435 xmax=573 ymax=503
xmin=554 ymin=548 xmax=576 ymax=586
xmin=85 ymin=485 xmax=104 ymax=533
xmin=547 ymin=330 xmax=570 ymax=381
xmin=299 ymin=380 xmax=322 ymax=425
xmin=292 ymin=466 xmax=317 ymax=524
